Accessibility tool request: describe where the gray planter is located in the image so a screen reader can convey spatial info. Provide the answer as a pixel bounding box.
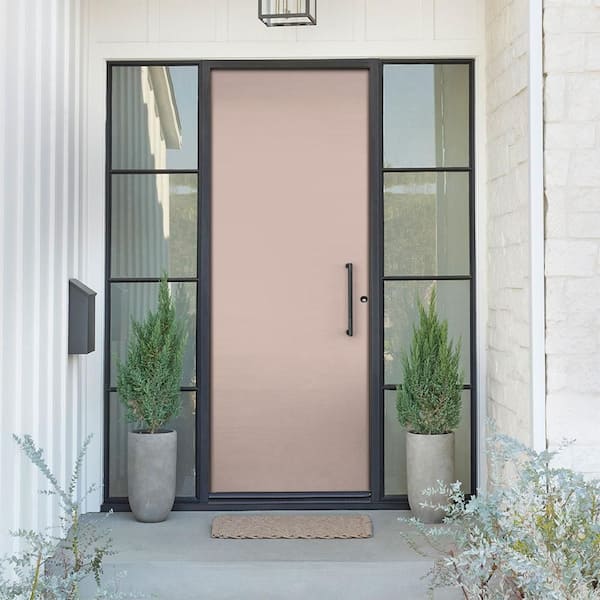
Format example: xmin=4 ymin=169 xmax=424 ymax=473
xmin=406 ymin=431 xmax=454 ymax=524
xmin=128 ymin=430 xmax=177 ymax=523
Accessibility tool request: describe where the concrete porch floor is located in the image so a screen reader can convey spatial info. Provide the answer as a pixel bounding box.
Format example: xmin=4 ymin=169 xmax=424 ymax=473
xmin=83 ymin=511 xmax=461 ymax=599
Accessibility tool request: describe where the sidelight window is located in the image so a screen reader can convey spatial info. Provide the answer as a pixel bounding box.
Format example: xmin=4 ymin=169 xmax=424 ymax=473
xmin=106 ymin=65 xmax=199 ymax=501
xmin=381 ymin=63 xmax=475 ymax=497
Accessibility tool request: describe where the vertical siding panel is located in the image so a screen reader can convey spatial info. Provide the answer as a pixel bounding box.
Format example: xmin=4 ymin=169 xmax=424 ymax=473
xmin=32 ymin=0 xmax=45 ymax=530
xmin=0 ymin=0 xmax=82 ymax=553
xmin=57 ymin=0 xmax=70 ymax=507
xmin=42 ymin=0 xmax=56 ymax=530
xmin=46 ymin=0 xmax=59 ymax=526
xmin=68 ymin=0 xmax=82 ymax=492
xmin=13 ymin=0 xmax=28 ymax=541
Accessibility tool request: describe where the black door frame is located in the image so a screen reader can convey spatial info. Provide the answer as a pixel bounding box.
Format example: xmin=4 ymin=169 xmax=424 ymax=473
xmin=102 ymin=58 xmax=475 ymax=512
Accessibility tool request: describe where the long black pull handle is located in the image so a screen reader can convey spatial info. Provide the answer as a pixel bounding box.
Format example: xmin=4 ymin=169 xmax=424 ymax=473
xmin=346 ymin=263 xmax=353 ymax=337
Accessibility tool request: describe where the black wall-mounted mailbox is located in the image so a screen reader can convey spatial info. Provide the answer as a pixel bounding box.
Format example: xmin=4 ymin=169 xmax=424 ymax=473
xmin=68 ymin=279 xmax=97 ymax=355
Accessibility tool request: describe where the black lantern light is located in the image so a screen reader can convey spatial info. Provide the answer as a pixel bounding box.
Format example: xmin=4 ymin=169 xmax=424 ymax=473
xmin=259 ymin=0 xmax=317 ymax=27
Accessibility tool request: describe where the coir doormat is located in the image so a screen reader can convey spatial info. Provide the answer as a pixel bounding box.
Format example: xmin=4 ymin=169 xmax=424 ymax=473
xmin=211 ymin=514 xmax=373 ymax=539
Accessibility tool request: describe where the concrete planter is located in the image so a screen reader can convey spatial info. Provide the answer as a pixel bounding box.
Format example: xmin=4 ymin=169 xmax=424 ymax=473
xmin=128 ymin=430 xmax=177 ymax=523
xmin=406 ymin=431 xmax=454 ymax=524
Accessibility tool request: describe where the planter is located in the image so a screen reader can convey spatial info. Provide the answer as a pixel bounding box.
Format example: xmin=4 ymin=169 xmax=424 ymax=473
xmin=406 ymin=431 xmax=454 ymax=524
xmin=128 ymin=430 xmax=177 ymax=523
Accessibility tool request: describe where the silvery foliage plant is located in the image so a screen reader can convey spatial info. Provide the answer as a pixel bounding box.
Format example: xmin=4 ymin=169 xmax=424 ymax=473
xmin=402 ymin=431 xmax=600 ymax=599
xmin=0 ymin=434 xmax=142 ymax=599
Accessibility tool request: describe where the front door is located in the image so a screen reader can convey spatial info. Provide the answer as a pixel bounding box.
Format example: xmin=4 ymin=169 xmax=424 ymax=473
xmin=211 ymin=69 xmax=370 ymax=493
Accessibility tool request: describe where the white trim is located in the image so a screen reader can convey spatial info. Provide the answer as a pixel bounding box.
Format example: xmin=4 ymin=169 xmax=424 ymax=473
xmin=475 ymin=56 xmax=488 ymax=490
xmin=82 ymin=0 xmax=105 ymax=514
xmin=528 ymin=0 xmax=546 ymax=453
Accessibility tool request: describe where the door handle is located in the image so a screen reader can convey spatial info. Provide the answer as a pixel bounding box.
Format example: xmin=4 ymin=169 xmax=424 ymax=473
xmin=345 ymin=263 xmax=353 ymax=337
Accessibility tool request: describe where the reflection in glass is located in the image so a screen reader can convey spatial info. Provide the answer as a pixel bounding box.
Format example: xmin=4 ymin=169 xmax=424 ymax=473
xmin=109 ymin=392 xmax=196 ymax=497
xmin=110 ymin=282 xmax=196 ymax=387
xmin=384 ymin=390 xmax=471 ymax=495
xmin=111 ymin=174 xmax=198 ymax=278
xmin=384 ymin=172 xmax=469 ymax=276
xmin=111 ymin=66 xmax=198 ymax=170
xmin=384 ymin=280 xmax=470 ymax=384
xmin=383 ymin=64 xmax=469 ymax=168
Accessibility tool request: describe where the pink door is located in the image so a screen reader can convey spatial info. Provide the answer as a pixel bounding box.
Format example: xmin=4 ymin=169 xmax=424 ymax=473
xmin=211 ymin=69 xmax=369 ymax=493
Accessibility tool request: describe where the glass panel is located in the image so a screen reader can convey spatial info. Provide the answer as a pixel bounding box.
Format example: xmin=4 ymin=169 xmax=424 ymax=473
xmin=383 ymin=64 xmax=469 ymax=168
xmin=111 ymin=66 xmax=198 ymax=170
xmin=384 ymin=390 xmax=471 ymax=496
xmin=384 ymin=172 xmax=469 ymax=276
xmin=262 ymin=0 xmax=309 ymax=14
xmin=110 ymin=282 xmax=196 ymax=387
xmin=109 ymin=392 xmax=196 ymax=497
xmin=111 ymin=174 xmax=197 ymax=278
xmin=384 ymin=390 xmax=407 ymax=495
xmin=384 ymin=280 xmax=470 ymax=385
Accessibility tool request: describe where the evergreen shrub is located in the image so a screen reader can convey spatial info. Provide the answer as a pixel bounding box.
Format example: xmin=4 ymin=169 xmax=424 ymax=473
xmin=396 ymin=290 xmax=463 ymax=435
xmin=116 ymin=275 xmax=186 ymax=433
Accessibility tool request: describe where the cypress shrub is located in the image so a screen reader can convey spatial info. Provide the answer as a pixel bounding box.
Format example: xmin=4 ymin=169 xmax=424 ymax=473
xmin=396 ymin=290 xmax=463 ymax=435
xmin=117 ymin=275 xmax=187 ymax=433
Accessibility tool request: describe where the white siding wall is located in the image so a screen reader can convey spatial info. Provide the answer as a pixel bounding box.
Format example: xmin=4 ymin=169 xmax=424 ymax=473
xmin=485 ymin=0 xmax=534 ymax=445
xmin=0 ymin=0 xmax=85 ymax=554
xmin=544 ymin=2 xmax=600 ymax=477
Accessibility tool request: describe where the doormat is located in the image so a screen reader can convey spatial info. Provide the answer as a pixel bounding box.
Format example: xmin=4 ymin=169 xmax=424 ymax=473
xmin=211 ymin=514 xmax=373 ymax=539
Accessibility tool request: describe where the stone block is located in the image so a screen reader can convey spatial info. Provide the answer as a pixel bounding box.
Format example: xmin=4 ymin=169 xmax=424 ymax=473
xmin=565 ymin=73 xmax=600 ymax=120
xmin=565 ymin=277 xmax=600 ymax=314
xmin=546 ymin=240 xmax=598 ymax=276
xmin=544 ymin=75 xmax=566 ymax=121
xmin=545 ymin=186 xmax=568 ymax=238
xmin=550 ymin=7 xmax=600 ymax=33
xmin=547 ymin=392 xmax=600 ymax=446
xmin=567 ymin=212 xmax=600 ymax=238
xmin=544 ymin=149 xmax=570 ymax=186
xmin=545 ymin=33 xmax=586 ymax=72
xmin=571 ymin=149 xmax=600 ymax=186
xmin=545 ymin=278 xmax=568 ymax=319
xmin=546 ymin=356 xmax=568 ymax=392
xmin=546 ymin=321 xmax=598 ymax=354
xmin=585 ymin=34 xmax=600 ymax=69
xmin=545 ymin=123 xmax=595 ymax=149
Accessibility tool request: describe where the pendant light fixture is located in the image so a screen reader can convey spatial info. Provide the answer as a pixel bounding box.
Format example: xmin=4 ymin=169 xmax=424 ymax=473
xmin=259 ymin=0 xmax=317 ymax=27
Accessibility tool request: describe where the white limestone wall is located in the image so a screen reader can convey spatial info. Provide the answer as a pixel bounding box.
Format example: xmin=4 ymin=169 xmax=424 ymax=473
xmin=485 ymin=0 xmax=534 ymax=445
xmin=0 ymin=0 xmax=86 ymax=553
xmin=544 ymin=2 xmax=600 ymax=477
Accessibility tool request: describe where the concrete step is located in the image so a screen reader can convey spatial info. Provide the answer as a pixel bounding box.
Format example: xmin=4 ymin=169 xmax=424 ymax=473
xmin=80 ymin=511 xmax=461 ymax=600
xmin=94 ymin=560 xmax=442 ymax=599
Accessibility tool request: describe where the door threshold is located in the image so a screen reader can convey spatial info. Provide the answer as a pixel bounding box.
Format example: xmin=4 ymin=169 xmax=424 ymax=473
xmin=101 ymin=497 xmax=411 ymax=512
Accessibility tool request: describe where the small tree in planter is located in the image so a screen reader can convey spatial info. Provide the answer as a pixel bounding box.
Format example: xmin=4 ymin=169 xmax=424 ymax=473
xmin=117 ymin=275 xmax=186 ymax=523
xmin=397 ymin=290 xmax=463 ymax=523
